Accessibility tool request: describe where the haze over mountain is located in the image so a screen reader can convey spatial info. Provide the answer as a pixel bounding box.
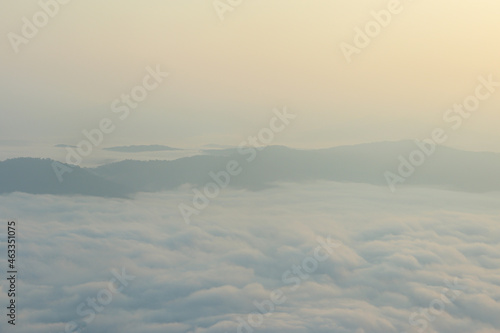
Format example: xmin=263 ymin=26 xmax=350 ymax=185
xmin=1 ymin=141 xmax=500 ymax=197
xmin=103 ymin=145 xmax=181 ymax=153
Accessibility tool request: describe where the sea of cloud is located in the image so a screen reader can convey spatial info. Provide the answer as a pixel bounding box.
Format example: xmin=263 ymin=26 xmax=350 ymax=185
xmin=0 ymin=182 xmax=499 ymax=333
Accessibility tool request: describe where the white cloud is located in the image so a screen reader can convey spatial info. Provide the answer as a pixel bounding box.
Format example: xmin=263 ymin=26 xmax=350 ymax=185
xmin=0 ymin=182 xmax=499 ymax=332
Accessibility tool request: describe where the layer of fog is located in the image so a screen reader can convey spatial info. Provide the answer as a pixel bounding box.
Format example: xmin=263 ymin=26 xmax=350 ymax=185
xmin=0 ymin=182 xmax=499 ymax=333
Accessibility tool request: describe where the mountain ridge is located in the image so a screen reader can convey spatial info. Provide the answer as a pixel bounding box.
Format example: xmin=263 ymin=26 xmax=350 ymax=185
xmin=1 ymin=141 xmax=499 ymax=197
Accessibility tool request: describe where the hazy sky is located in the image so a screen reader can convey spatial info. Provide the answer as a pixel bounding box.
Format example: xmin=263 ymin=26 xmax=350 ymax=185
xmin=2 ymin=0 xmax=500 ymax=151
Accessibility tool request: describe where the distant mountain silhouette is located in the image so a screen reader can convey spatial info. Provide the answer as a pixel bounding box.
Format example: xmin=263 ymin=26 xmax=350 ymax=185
xmin=103 ymin=145 xmax=181 ymax=152
xmin=0 ymin=158 xmax=132 ymax=197
xmin=54 ymin=144 xmax=77 ymax=148
xmin=203 ymin=144 xmax=236 ymax=149
xmin=93 ymin=141 xmax=500 ymax=193
xmin=1 ymin=141 xmax=500 ymax=197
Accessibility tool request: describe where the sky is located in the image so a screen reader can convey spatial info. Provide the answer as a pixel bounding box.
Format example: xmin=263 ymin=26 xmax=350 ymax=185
xmin=1 ymin=0 xmax=500 ymax=152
